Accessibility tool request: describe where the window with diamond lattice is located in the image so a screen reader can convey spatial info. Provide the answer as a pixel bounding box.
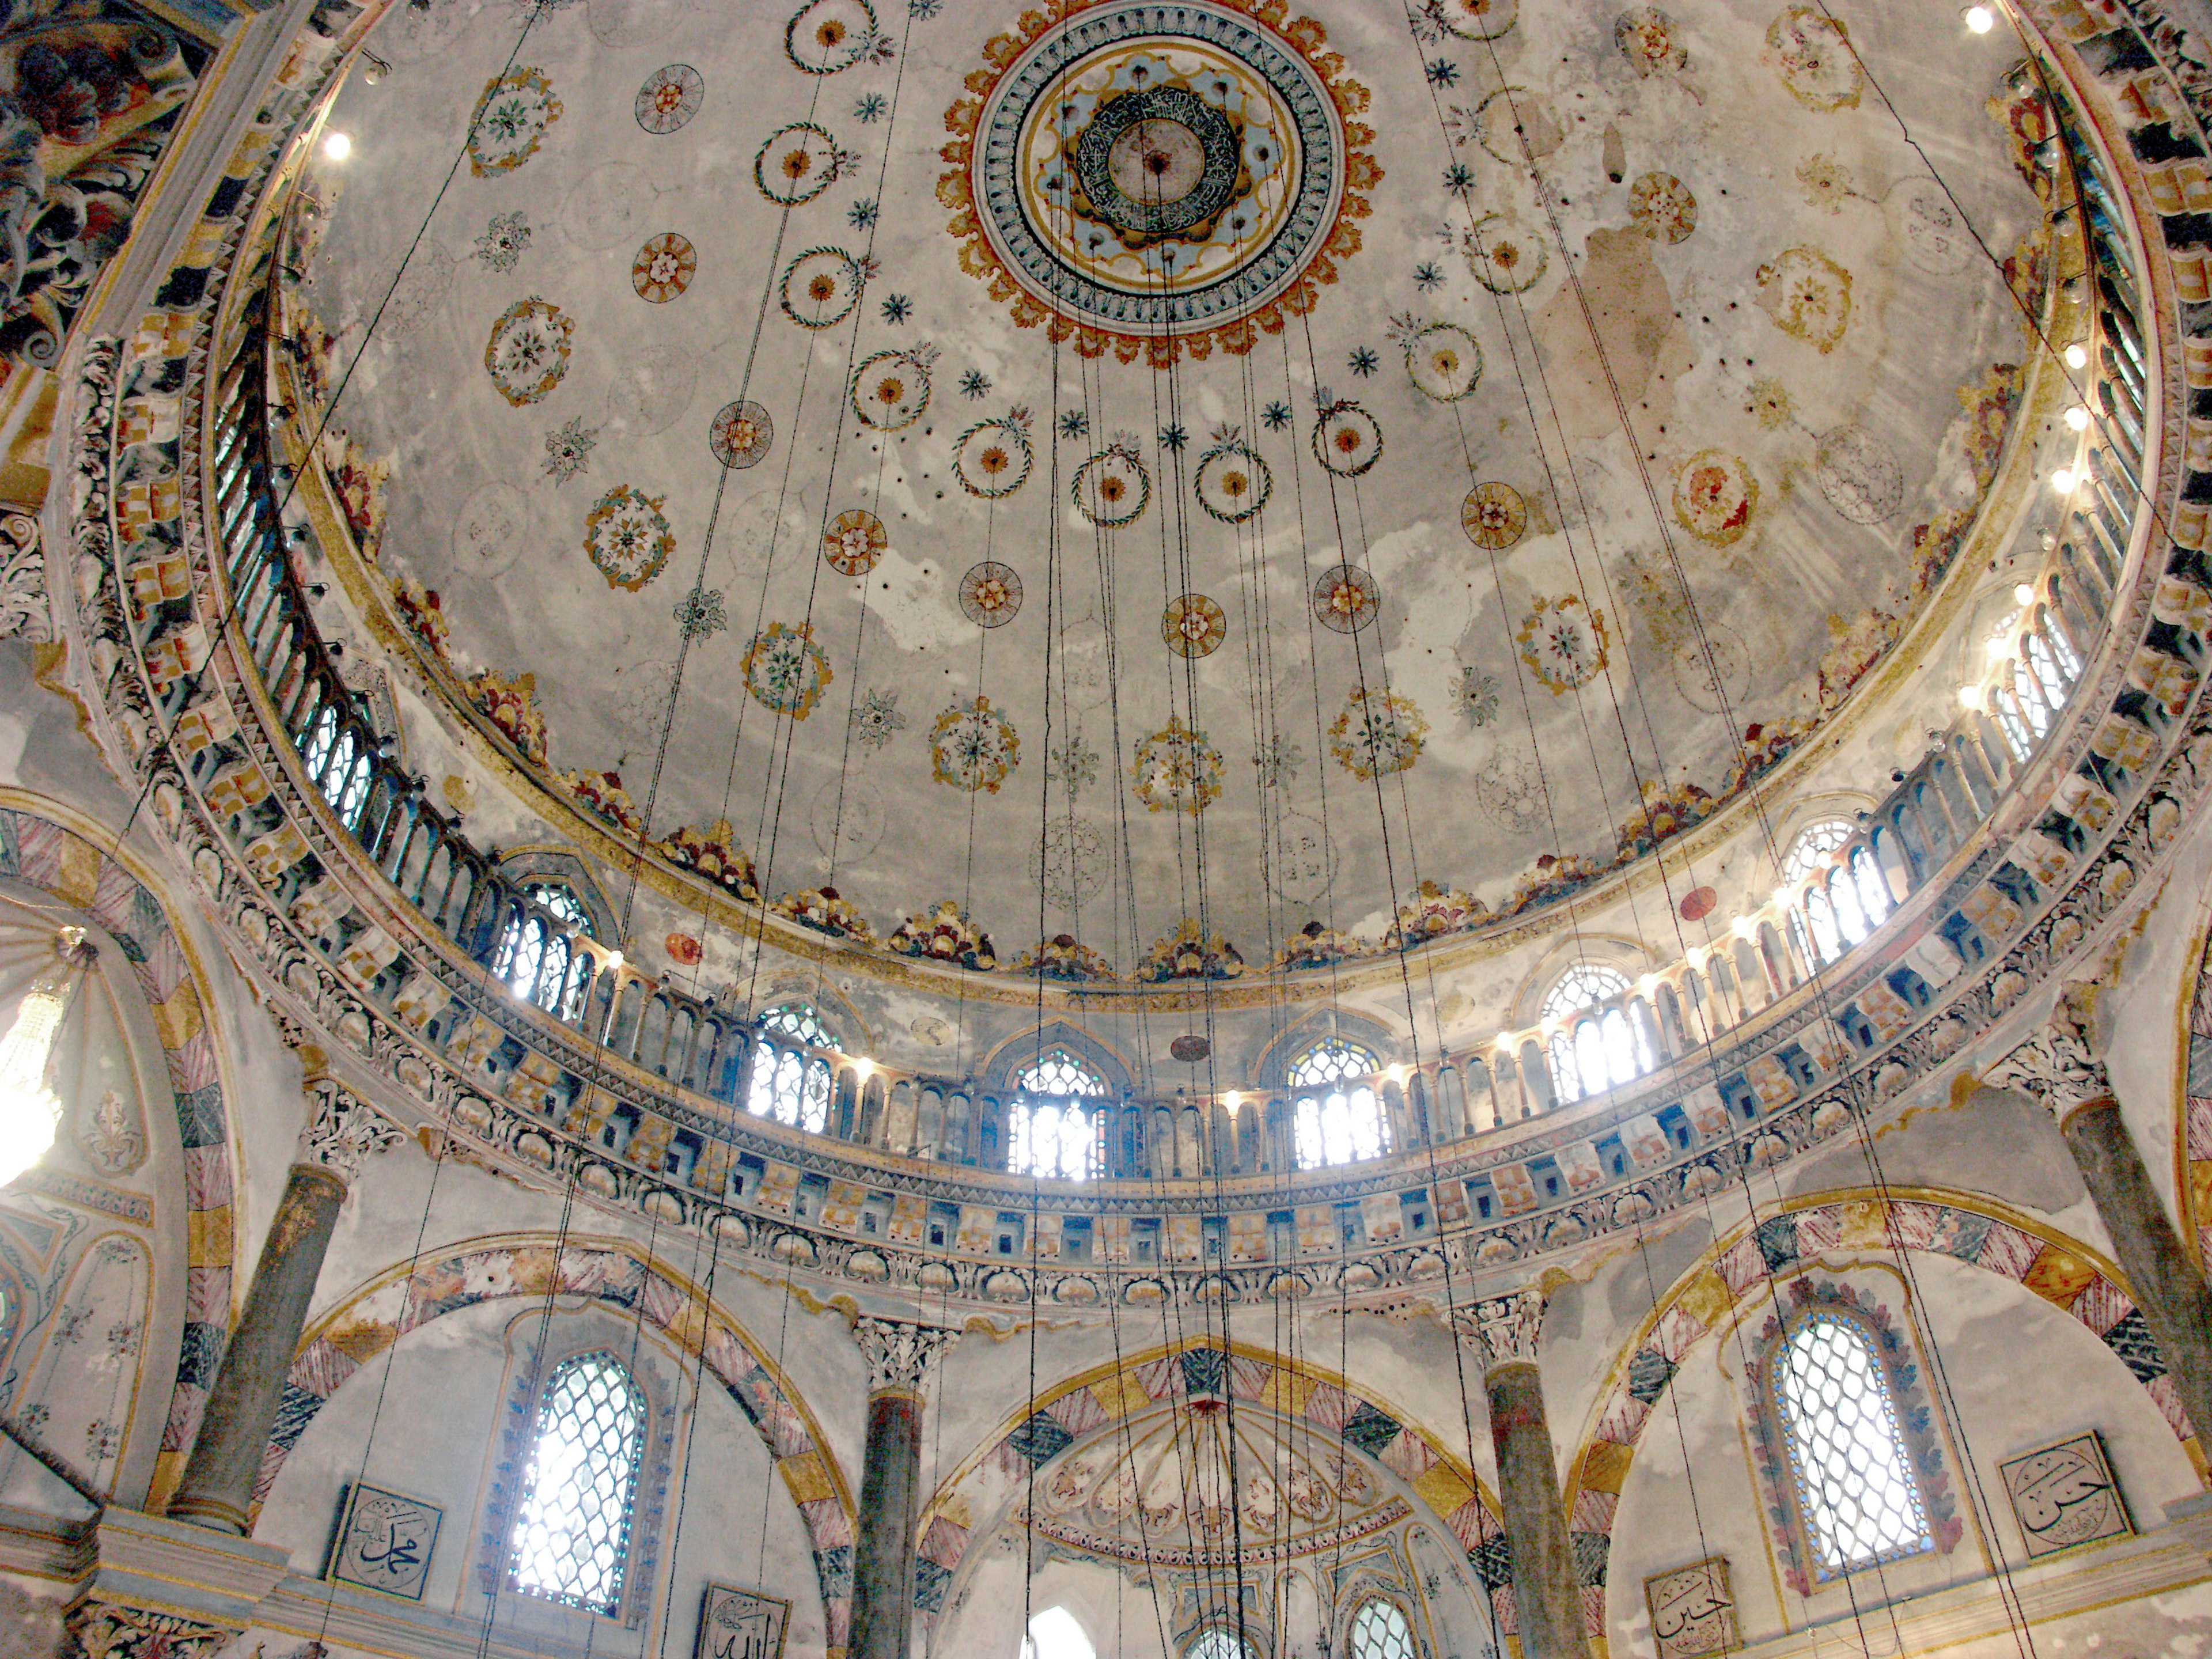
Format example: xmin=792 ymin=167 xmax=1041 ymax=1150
xmin=508 ymin=1350 xmax=647 ymax=1615
xmin=1009 ymin=1048 xmax=1107 ymax=1180
xmin=1770 ymin=1314 xmax=1933 ymax=1577
xmin=1350 ymin=1598 xmax=1415 ymax=1659
xmin=1185 ymin=1631 xmax=1257 ymax=1659
xmin=763 ymin=1003 xmax=833 ymax=1048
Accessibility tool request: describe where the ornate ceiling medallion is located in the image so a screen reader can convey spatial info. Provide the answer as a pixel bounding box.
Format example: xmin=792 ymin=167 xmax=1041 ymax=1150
xmin=938 ymin=0 xmax=1379 ymax=366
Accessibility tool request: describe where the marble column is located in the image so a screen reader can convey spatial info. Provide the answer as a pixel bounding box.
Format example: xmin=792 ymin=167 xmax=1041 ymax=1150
xmin=1460 ymin=1291 xmax=1586 ymax=1659
xmin=1990 ymin=994 xmax=2212 ymax=1446
xmin=166 ymin=1066 xmax=400 ymax=1533
xmin=848 ymin=1317 xmax=957 ymax=1659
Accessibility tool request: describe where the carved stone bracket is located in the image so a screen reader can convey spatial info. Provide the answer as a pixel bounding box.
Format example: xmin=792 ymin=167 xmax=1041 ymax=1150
xmin=65 ymin=1600 xmax=233 ymax=1659
xmin=298 ymin=1071 xmax=402 ymax=1185
xmin=1983 ymin=984 xmax=2112 ymax=1118
xmin=0 ymin=512 xmax=50 ymax=645
xmin=1454 ymin=1289 xmax=1546 ymax=1373
xmin=852 ymin=1316 xmax=958 ymax=1400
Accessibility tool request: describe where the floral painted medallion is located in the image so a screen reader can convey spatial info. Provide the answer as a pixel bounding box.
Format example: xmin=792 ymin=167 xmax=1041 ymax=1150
xmin=709 ymin=400 xmax=774 ymax=469
xmin=1330 ymin=687 xmax=1427 ymax=779
xmin=1461 ymin=481 xmax=1527 ymax=550
xmin=787 ymin=0 xmax=888 ymax=74
xmin=1672 ymin=449 xmax=1759 ymax=547
xmin=632 ymin=232 xmax=696 ymax=302
xmin=931 ymin=695 xmax=1020 ymax=793
xmin=755 ymin=120 xmax=851 ymax=204
xmin=953 ymin=415 xmax=1033 ymax=498
xmin=1131 ymin=716 xmax=1224 ymax=815
xmin=823 ymin=509 xmax=887 ymax=575
xmin=1311 ymin=563 xmax=1379 ymax=634
xmin=483 ymin=297 xmax=573 ymax=406
xmin=1517 ymin=594 xmax=1609 ymax=694
xmin=1161 ymin=593 xmax=1226 ymax=659
xmin=1071 ymin=442 xmax=1151 ymax=528
xmin=1313 ymin=400 xmax=1381 ymax=475
xmin=1194 ymin=434 xmax=1271 ymax=522
xmin=584 ymin=485 xmax=675 ymax=590
xmin=781 ymin=247 xmax=865 ymax=328
xmin=635 ymin=64 xmax=703 ymax=134
xmin=960 ymin=561 xmax=1023 ymax=628
xmin=741 ymin=621 xmax=834 ymax=718
xmin=468 ymin=67 xmax=560 ymax=176
xmin=850 ymin=346 xmax=935 ymax=429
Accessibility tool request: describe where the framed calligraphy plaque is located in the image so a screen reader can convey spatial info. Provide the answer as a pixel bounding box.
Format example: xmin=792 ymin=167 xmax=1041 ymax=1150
xmin=1643 ymin=1555 xmax=1738 ymax=1658
xmin=328 ymin=1483 xmax=442 ymax=1601
xmin=2001 ymin=1431 xmax=2131 ymax=1559
xmin=695 ymin=1584 xmax=791 ymax=1659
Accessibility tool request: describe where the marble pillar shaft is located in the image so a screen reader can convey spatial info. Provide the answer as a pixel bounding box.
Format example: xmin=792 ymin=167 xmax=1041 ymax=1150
xmin=849 ymin=1388 xmax=923 ymax=1659
xmin=2062 ymin=1096 xmax=2212 ymax=1445
xmin=167 ymin=1162 xmax=346 ymax=1534
xmin=1486 ymin=1361 xmax=1586 ymax=1659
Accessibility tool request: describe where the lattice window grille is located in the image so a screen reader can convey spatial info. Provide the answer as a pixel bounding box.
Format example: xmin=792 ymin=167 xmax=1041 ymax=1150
xmin=1014 ymin=1047 xmax=1107 ymax=1098
xmin=1186 ymin=1630 xmax=1257 ymax=1659
xmin=1780 ymin=819 xmax=1855 ymax=887
xmin=508 ymin=1350 xmax=647 ymax=1615
xmin=1771 ymin=1314 xmax=1933 ymax=1577
xmin=1350 ymin=1599 xmax=1415 ymax=1659
xmin=523 ymin=882 xmax=590 ymax=934
xmin=763 ymin=1002 xmax=832 ymax=1048
xmin=1287 ymin=1036 xmax=1377 ymax=1089
xmin=1009 ymin=1099 xmax=1098 ymax=1181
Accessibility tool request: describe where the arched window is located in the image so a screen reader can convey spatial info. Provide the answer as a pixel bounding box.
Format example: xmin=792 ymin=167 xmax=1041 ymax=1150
xmin=1540 ymin=963 xmax=1650 ymax=1102
xmin=301 ymin=703 xmax=372 ymax=826
xmin=1780 ymin=819 xmax=1854 ymax=886
xmin=1349 ymin=1599 xmax=1415 ymax=1659
xmin=1186 ymin=1632 xmax=1257 ymax=1659
xmin=1008 ymin=1048 xmax=1107 ymax=1181
xmin=762 ymin=1002 xmax=833 ymax=1048
xmin=1770 ymin=1314 xmax=1932 ymax=1578
xmin=1289 ymin=1037 xmax=1387 ymax=1168
xmin=493 ymin=882 xmax=594 ymax=1016
xmin=1022 ymin=1607 xmax=1096 ymax=1659
xmin=508 ymin=1350 xmax=647 ymax=1615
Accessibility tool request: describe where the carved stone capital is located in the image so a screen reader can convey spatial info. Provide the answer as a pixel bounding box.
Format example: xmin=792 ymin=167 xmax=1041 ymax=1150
xmin=298 ymin=1072 xmax=402 ymax=1185
xmin=1984 ymin=987 xmax=2111 ymax=1118
xmin=1453 ymin=1289 xmax=1546 ymax=1373
xmin=852 ymin=1316 xmax=957 ymax=1399
xmin=65 ymin=1600 xmax=233 ymax=1659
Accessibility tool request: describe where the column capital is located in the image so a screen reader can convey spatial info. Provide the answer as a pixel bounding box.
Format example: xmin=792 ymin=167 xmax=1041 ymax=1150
xmin=852 ymin=1316 xmax=958 ymax=1400
xmin=1453 ymin=1289 xmax=1546 ymax=1373
xmin=1985 ymin=986 xmax=2111 ymax=1119
xmin=297 ymin=1067 xmax=402 ymax=1185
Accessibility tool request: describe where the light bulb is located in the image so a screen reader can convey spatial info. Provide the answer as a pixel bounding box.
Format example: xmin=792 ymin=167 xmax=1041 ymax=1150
xmin=323 ymin=131 xmax=352 ymax=161
xmin=2064 ymin=343 xmax=2089 ymax=369
xmin=1960 ymin=683 xmax=1983 ymax=710
xmin=2064 ymin=404 xmax=2090 ymax=431
xmin=1964 ymin=4 xmax=1994 ymax=29
xmin=2014 ymin=582 xmax=2037 ymax=607
xmin=2051 ymin=468 xmax=2077 ymax=493
xmin=0 ymin=980 xmax=67 ymax=1188
xmin=603 ymin=950 xmax=625 ymax=972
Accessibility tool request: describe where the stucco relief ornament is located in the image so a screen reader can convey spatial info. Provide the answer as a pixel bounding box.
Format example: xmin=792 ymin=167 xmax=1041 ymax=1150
xmin=1983 ymin=994 xmax=2111 ymax=1116
xmin=483 ymin=297 xmax=573 ymax=406
xmin=741 ymin=621 xmax=834 ymax=718
xmin=66 ymin=1604 xmax=231 ymax=1659
xmin=1455 ymin=1287 xmax=1544 ymax=1370
xmin=468 ymin=67 xmax=562 ymax=175
xmin=301 ymin=1076 xmax=403 ymax=1185
xmin=853 ymin=1316 xmax=957 ymax=1396
xmin=936 ymin=0 xmax=1380 ymax=366
xmin=584 ymin=484 xmax=675 ymax=590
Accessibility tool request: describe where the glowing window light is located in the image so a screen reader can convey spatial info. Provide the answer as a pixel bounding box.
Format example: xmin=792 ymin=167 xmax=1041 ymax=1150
xmin=507 ymin=1350 xmax=645 ymax=1614
xmin=0 ymin=930 xmax=92 ymax=1188
xmin=1772 ymin=1315 xmax=1933 ymax=1576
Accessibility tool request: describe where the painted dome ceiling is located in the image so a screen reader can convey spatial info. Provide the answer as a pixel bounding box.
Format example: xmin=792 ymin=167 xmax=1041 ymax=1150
xmin=291 ymin=0 xmax=2046 ymax=978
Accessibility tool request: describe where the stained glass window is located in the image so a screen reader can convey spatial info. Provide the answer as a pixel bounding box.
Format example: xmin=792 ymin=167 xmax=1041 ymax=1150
xmin=1350 ymin=1600 xmax=1415 ymax=1659
xmin=1289 ymin=1038 xmax=1386 ymax=1169
xmin=748 ymin=1043 xmax=832 ymax=1132
xmin=1771 ymin=1315 xmax=1933 ymax=1577
xmin=509 ymin=1350 xmax=646 ymax=1615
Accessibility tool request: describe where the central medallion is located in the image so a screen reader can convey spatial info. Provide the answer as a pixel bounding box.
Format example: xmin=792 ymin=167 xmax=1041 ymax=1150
xmin=940 ymin=0 xmax=1379 ymax=365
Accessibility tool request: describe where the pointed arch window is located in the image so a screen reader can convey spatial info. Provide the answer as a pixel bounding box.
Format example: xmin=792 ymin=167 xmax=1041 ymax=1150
xmin=493 ymin=882 xmax=593 ymax=1016
xmin=1541 ymin=963 xmax=1652 ymax=1101
xmin=1009 ymin=1047 xmax=1107 ymax=1181
xmin=508 ymin=1350 xmax=647 ymax=1615
xmin=1349 ymin=1598 xmax=1415 ymax=1659
xmin=1768 ymin=1313 xmax=1933 ymax=1577
xmin=1289 ymin=1037 xmax=1387 ymax=1168
xmin=302 ymin=703 xmax=373 ymax=827
xmin=1186 ymin=1633 xmax=1257 ymax=1659
xmin=749 ymin=1003 xmax=836 ymax=1131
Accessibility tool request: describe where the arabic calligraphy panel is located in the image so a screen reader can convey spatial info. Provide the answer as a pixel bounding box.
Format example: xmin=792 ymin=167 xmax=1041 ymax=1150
xmin=1999 ymin=1432 xmax=2131 ymax=1560
xmin=329 ymin=1482 xmax=442 ymax=1601
xmin=696 ymin=1583 xmax=791 ymax=1659
xmin=1642 ymin=1555 xmax=1738 ymax=1659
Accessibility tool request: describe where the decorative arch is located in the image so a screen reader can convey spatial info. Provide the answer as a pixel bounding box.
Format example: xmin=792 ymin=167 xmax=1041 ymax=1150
xmin=915 ymin=1338 xmax=1505 ymax=1628
xmin=1253 ymin=1010 xmax=1399 ymax=1090
xmin=260 ymin=1234 xmax=857 ymax=1656
xmin=491 ymin=846 xmax=618 ymax=944
xmin=1563 ymin=1187 xmax=2206 ymax=1636
xmin=0 ymin=795 xmax=240 ymax=1508
xmin=976 ymin=1020 xmax=1135 ymax=1097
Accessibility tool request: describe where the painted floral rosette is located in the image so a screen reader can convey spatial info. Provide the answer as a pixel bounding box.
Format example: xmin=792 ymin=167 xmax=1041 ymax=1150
xmin=709 ymin=400 xmax=774 ymax=469
xmin=1194 ymin=430 xmax=1272 ymax=524
xmin=1516 ymin=593 xmax=1609 ymax=693
xmin=1393 ymin=317 xmax=1483 ymax=402
xmin=953 ymin=413 xmax=1033 ymax=498
xmin=1461 ymin=213 xmax=1548 ymax=294
xmin=635 ymin=64 xmax=703 ymax=134
xmin=632 ymin=232 xmax=695 ymax=302
xmin=959 ymin=561 xmax=1022 ymax=628
xmin=786 ymin=0 xmax=884 ymax=73
xmin=755 ymin=121 xmax=850 ymax=204
xmin=850 ymin=346 xmax=935 ymax=430
xmin=1310 ymin=563 xmax=1379 ymax=634
xmin=584 ymin=484 xmax=675 ymax=591
xmin=1312 ymin=400 xmax=1381 ymax=477
xmin=1630 ymin=172 xmax=1698 ymax=243
xmin=468 ymin=67 xmax=561 ymax=176
xmin=1071 ymin=441 xmax=1151 ymax=528
xmin=1460 ymin=481 xmax=1527 ymax=550
xmin=930 ymin=695 xmax=1020 ymax=793
xmin=823 ymin=509 xmax=887 ymax=575
xmin=1161 ymin=593 xmax=1226 ymax=660
xmin=483 ymin=297 xmax=573 ymax=406
xmin=1130 ymin=716 xmax=1223 ymax=816
xmin=1672 ymin=448 xmax=1758 ymax=547
xmin=1330 ymin=687 xmax=1428 ymax=779
xmin=741 ymin=621 xmax=834 ymax=718
xmin=1427 ymin=0 xmax=1517 ymax=40
xmin=780 ymin=247 xmax=865 ymax=328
